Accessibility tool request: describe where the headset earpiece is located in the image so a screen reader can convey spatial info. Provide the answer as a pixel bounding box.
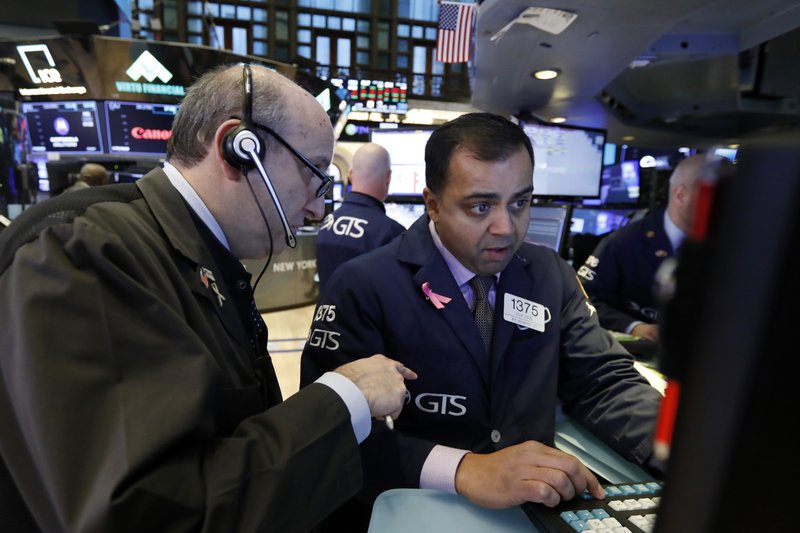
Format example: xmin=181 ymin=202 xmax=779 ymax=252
xmin=221 ymin=64 xmax=265 ymax=170
xmin=222 ymin=126 xmax=263 ymax=169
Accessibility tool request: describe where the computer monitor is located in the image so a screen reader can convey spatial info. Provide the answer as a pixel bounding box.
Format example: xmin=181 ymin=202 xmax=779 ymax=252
xmin=654 ymin=136 xmax=799 ymax=531
xmin=332 ymin=181 xmax=345 ymax=202
xmin=21 ymin=101 xmax=103 ymax=154
xmin=570 ymin=207 xmax=634 ymax=236
xmin=334 ymin=78 xmax=409 ymax=114
xmin=104 ymin=100 xmax=178 ymax=156
xmin=525 ymin=204 xmax=572 ymax=257
xmin=384 ymin=201 xmax=427 ymax=229
xmin=583 ymin=160 xmax=641 ymax=207
xmin=712 ymin=146 xmax=738 ymax=163
xmin=370 ymin=127 xmax=435 ymax=197
xmin=520 ymin=121 xmax=606 ymax=200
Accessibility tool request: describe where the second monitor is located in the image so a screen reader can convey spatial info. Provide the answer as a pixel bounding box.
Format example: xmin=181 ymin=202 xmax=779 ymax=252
xmin=525 ymin=204 xmax=572 ymax=258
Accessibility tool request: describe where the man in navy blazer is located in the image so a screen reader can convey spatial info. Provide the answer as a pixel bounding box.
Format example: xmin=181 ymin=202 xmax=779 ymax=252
xmin=577 ymin=154 xmax=731 ymax=341
xmin=301 ymin=113 xmax=661 ymax=529
xmin=316 ymin=142 xmax=405 ymax=291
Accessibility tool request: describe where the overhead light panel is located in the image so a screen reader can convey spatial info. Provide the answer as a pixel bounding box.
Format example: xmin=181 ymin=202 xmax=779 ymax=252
xmin=533 ymin=69 xmax=559 ymax=80
xmin=550 ymin=117 xmax=566 ymax=123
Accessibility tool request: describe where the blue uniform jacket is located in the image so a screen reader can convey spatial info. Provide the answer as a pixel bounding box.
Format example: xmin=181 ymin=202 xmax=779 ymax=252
xmin=315 ymin=191 xmax=405 ymax=291
xmin=577 ymin=208 xmax=674 ymax=333
xmin=301 ymin=215 xmax=661 ymax=498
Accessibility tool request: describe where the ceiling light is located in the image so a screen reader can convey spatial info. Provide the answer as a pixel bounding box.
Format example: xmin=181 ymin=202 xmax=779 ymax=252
xmin=622 ymin=135 xmax=636 ymax=142
xmin=550 ymin=117 xmax=566 ymax=123
xmin=533 ymin=69 xmax=559 ymax=80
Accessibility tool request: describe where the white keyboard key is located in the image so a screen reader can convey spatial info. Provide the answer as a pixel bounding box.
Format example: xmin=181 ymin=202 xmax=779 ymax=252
xmin=608 ymin=500 xmax=629 ymax=511
xmin=623 ymin=498 xmax=642 ymax=509
xmin=586 ymin=518 xmax=604 ymax=529
xmin=637 ymin=497 xmax=656 ymax=509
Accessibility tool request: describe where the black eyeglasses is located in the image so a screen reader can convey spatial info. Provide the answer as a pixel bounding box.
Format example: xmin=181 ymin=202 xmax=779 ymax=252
xmin=250 ymin=119 xmax=333 ymax=199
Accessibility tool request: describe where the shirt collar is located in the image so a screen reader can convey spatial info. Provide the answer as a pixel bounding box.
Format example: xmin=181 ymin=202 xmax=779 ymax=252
xmin=427 ymin=218 xmax=501 ymax=287
xmin=163 ymin=161 xmax=230 ymax=251
xmin=663 ymin=209 xmax=685 ymax=252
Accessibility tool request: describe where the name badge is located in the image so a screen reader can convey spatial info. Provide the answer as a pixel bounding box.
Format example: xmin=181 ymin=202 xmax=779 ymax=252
xmin=503 ymin=293 xmax=549 ymax=332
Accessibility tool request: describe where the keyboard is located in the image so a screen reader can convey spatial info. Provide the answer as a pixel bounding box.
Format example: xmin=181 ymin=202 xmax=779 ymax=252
xmin=521 ymin=481 xmax=663 ymax=532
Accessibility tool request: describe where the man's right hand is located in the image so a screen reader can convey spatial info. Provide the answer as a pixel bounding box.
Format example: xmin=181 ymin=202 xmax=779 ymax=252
xmin=334 ymin=354 xmax=417 ymax=419
xmin=631 ymin=323 xmax=659 ymax=342
xmin=454 ymin=441 xmax=605 ymax=509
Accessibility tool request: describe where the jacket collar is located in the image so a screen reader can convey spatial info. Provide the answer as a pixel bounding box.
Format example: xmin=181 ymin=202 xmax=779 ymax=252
xmin=342 ymin=191 xmax=387 ymax=212
xmin=136 ymin=169 xmax=251 ymax=349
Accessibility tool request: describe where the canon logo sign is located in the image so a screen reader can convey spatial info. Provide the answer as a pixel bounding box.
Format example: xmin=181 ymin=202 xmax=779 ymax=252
xmin=131 ymin=127 xmax=172 ymax=140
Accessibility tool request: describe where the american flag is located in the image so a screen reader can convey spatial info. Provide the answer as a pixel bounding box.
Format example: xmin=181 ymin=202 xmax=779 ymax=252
xmin=436 ymin=1 xmax=476 ymax=63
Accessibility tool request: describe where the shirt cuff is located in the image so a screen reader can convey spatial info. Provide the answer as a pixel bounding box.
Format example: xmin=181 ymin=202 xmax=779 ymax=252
xmin=625 ymin=321 xmax=644 ymax=335
xmin=315 ymin=371 xmax=371 ymax=444
xmin=420 ymin=445 xmax=470 ymax=494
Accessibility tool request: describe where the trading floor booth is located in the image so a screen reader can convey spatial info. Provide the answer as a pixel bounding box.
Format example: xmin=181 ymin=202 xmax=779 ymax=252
xmin=243 ymin=230 xmax=320 ymax=312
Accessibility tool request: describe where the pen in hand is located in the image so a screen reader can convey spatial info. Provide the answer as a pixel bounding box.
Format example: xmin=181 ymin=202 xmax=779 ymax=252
xmin=384 ymin=415 xmax=394 ymax=430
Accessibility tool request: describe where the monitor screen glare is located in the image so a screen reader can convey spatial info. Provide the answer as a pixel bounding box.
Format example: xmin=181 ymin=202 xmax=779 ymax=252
xmin=583 ymin=160 xmax=641 ymax=206
xmin=570 ymin=207 xmax=633 ymax=236
xmin=104 ymin=101 xmax=178 ymax=155
xmin=384 ymin=202 xmax=427 ymax=229
xmin=525 ymin=205 xmax=570 ymax=254
xmin=370 ymin=128 xmax=434 ymax=196
xmin=522 ymin=122 xmax=606 ymax=199
xmin=22 ymin=101 xmax=103 ymax=154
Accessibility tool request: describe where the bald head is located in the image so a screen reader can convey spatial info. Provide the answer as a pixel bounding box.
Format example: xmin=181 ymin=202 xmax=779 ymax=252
xmin=79 ymin=163 xmax=109 ymax=187
xmin=167 ymin=63 xmax=297 ymax=168
xmin=349 ymin=143 xmax=392 ymax=201
xmin=668 ymin=153 xmax=733 ymax=233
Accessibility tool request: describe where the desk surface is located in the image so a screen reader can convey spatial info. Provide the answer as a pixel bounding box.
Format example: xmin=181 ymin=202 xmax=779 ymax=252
xmin=368 ymin=489 xmax=535 ymax=533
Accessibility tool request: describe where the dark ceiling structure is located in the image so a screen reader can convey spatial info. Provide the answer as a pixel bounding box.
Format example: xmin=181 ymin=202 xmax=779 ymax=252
xmin=472 ymin=0 xmax=800 ymax=148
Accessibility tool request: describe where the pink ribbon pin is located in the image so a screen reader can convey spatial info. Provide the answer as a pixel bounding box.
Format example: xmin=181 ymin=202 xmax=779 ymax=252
xmin=422 ymin=282 xmax=452 ymax=310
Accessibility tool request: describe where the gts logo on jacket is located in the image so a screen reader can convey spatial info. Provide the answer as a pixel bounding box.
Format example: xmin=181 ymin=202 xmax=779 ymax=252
xmin=414 ymin=393 xmax=467 ymax=416
xmin=320 ymin=214 xmax=368 ymax=238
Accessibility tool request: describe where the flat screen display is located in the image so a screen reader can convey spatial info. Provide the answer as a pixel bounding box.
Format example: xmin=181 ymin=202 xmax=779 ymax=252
xmin=384 ymin=202 xmax=427 ymax=229
xmin=525 ymin=204 xmax=572 ymax=256
xmin=333 ymin=78 xmax=409 ymax=114
xmin=583 ymin=160 xmax=640 ymax=206
xmin=522 ymin=122 xmax=606 ymax=199
xmin=370 ymin=128 xmax=435 ymax=196
xmin=104 ymin=100 xmax=178 ymax=155
xmin=22 ymin=100 xmax=103 ymax=154
xmin=570 ymin=207 xmax=634 ymax=236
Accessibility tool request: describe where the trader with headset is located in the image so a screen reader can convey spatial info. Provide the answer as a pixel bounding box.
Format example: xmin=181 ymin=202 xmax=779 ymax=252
xmin=0 ymin=64 xmax=415 ymax=532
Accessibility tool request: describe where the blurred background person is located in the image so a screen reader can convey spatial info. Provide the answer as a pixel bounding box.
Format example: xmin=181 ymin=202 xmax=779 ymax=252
xmin=62 ymin=162 xmax=110 ymax=194
xmin=577 ymin=153 xmax=732 ymax=342
xmin=315 ymin=142 xmax=405 ymax=291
